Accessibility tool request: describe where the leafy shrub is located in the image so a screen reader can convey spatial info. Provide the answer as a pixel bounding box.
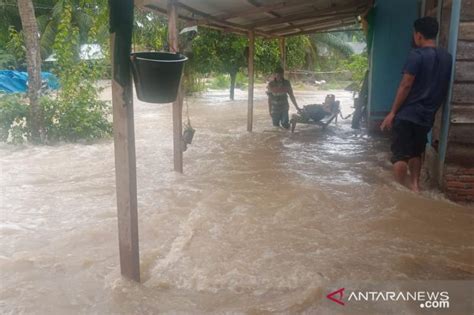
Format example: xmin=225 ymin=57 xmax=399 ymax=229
xmin=0 ymin=95 xmax=29 ymax=143
xmin=0 ymin=94 xmax=111 ymax=144
xmin=208 ymin=72 xmax=247 ymax=90
xmin=41 ymin=97 xmax=112 ymax=143
xmin=341 ymin=53 xmax=368 ymax=89
xmin=208 ymin=74 xmax=229 ymax=89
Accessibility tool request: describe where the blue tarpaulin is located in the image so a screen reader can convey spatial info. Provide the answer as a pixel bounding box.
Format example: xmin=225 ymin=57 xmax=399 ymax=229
xmin=0 ymin=70 xmax=60 ymax=93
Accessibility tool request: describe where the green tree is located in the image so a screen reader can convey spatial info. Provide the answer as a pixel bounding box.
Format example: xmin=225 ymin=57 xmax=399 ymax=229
xmin=18 ymin=0 xmax=42 ymax=142
xmin=192 ymin=29 xmax=248 ymax=100
xmin=309 ymin=33 xmax=354 ymax=71
xmin=133 ymin=9 xmax=167 ymax=51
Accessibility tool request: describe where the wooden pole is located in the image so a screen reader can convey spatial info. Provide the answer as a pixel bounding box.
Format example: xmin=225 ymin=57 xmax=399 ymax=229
xmin=247 ymin=30 xmax=255 ymax=132
xmin=279 ymin=37 xmax=286 ymax=71
xmin=168 ymin=0 xmax=184 ymax=173
xmin=110 ymin=31 xmax=140 ymax=281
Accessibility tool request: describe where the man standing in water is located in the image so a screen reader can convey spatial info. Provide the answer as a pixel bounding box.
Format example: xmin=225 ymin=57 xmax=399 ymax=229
xmin=267 ymin=66 xmax=301 ymax=129
xmin=380 ymin=17 xmax=452 ymax=192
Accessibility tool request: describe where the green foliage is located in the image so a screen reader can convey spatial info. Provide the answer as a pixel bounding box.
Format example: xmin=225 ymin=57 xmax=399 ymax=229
xmin=309 ymin=33 xmax=357 ymax=74
xmin=208 ymin=72 xmax=247 ymax=90
xmin=40 ymin=96 xmax=111 ymax=142
xmin=133 ymin=10 xmax=167 ymax=51
xmin=286 ymin=36 xmax=310 ymax=70
xmin=0 ymin=95 xmax=29 ymax=143
xmin=44 ymin=0 xmax=111 ymax=143
xmin=255 ymin=38 xmax=279 ymax=75
xmin=341 ymin=53 xmax=368 ymax=89
xmin=0 ymin=47 xmax=17 ymax=69
xmin=192 ymin=29 xmax=247 ymax=76
xmin=0 ymin=94 xmax=111 ymax=144
xmin=5 ymin=26 xmax=26 ymax=69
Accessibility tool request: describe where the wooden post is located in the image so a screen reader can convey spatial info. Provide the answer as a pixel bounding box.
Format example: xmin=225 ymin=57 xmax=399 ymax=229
xmin=438 ymin=0 xmax=461 ymax=185
xmin=168 ymin=0 xmax=184 ymax=173
xmin=110 ymin=31 xmax=140 ymax=281
xmin=247 ymin=30 xmax=255 ymax=132
xmin=279 ymin=37 xmax=286 ymax=71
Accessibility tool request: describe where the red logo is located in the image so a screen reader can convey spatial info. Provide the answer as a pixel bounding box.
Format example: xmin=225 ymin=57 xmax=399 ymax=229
xmin=327 ymin=288 xmax=345 ymax=306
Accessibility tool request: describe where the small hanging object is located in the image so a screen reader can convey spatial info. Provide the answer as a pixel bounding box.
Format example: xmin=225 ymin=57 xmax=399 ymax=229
xmin=182 ymin=120 xmax=195 ymax=152
xmin=182 ymin=98 xmax=195 ymax=152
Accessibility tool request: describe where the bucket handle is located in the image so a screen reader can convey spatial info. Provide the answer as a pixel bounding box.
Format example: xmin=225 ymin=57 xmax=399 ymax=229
xmin=130 ymin=55 xmax=142 ymax=104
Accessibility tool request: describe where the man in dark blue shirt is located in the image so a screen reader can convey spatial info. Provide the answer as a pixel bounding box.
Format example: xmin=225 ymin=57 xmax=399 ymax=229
xmin=380 ymin=17 xmax=453 ymax=192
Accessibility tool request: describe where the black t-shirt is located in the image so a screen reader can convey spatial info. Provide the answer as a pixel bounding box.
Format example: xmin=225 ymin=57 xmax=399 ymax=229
xmin=396 ymin=47 xmax=453 ymax=127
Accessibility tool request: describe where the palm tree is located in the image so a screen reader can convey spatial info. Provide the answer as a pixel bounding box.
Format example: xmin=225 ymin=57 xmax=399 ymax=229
xmin=18 ymin=0 xmax=42 ymax=142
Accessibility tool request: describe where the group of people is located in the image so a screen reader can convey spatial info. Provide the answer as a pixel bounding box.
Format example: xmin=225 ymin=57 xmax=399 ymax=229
xmin=265 ymin=17 xmax=452 ymax=193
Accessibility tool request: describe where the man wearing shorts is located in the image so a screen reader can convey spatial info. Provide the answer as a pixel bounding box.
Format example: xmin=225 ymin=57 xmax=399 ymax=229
xmin=380 ymin=17 xmax=452 ymax=192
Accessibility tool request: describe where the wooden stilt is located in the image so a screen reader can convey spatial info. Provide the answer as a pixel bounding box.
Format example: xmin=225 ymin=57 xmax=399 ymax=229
xmin=247 ymin=30 xmax=255 ymax=132
xmin=110 ymin=32 xmax=140 ymax=282
xmin=168 ymin=0 xmax=184 ymax=173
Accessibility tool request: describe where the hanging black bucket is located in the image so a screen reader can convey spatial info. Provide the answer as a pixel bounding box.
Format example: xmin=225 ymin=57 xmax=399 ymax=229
xmin=130 ymin=52 xmax=188 ymax=103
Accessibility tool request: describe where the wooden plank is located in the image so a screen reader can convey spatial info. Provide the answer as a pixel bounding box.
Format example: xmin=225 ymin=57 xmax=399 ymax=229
xmin=458 ymin=21 xmax=474 ymax=40
xmin=452 ymin=83 xmax=474 ymax=104
xmin=450 ymin=105 xmax=474 ymax=124
xmin=267 ymin=12 xmax=355 ymax=34
xmin=456 ymin=40 xmax=474 ymax=60
xmin=455 ymin=61 xmax=474 ymax=82
xmin=461 ymin=0 xmax=474 ymax=21
xmin=445 ymin=142 xmax=474 ymax=167
xmin=280 ymin=19 xmax=358 ymax=37
xmin=110 ymin=33 xmax=140 ymax=282
xmin=145 ymin=3 xmax=269 ymax=37
xmin=168 ymin=1 xmax=184 ymax=173
xmin=247 ymin=30 xmax=255 ymax=132
xmin=448 ymin=123 xmax=474 ymax=144
xmin=216 ymin=0 xmax=318 ymax=21
xmin=173 ymin=1 xmax=272 ymax=38
xmin=248 ymin=1 xmax=365 ymax=28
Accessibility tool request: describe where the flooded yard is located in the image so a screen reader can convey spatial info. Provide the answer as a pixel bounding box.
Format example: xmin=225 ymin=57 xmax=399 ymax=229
xmin=0 ymin=86 xmax=473 ymax=314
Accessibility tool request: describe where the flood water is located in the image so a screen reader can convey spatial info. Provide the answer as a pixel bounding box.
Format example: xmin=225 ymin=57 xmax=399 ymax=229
xmin=1 ymin=86 xmax=473 ymax=314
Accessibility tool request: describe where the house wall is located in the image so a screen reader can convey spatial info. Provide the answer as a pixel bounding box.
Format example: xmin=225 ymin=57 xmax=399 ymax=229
xmin=368 ymin=0 xmax=420 ymax=130
xmin=443 ymin=0 xmax=474 ymax=202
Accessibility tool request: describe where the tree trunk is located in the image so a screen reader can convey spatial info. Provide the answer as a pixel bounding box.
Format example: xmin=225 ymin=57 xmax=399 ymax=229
xmin=18 ymin=0 xmax=42 ymax=143
xmin=229 ymin=70 xmax=237 ymax=100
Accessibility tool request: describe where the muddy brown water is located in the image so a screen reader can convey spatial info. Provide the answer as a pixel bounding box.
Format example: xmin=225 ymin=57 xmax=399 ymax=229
xmin=1 ymin=87 xmax=473 ymax=314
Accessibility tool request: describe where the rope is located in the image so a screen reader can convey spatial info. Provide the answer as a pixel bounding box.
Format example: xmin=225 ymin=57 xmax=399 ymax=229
xmin=339 ymin=111 xmax=353 ymax=120
xmin=185 ymin=96 xmax=191 ymax=127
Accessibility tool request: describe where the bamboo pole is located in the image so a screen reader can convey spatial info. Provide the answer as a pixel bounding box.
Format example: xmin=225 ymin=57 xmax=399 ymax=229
xmin=168 ymin=0 xmax=184 ymax=173
xmin=247 ymin=30 xmax=255 ymax=132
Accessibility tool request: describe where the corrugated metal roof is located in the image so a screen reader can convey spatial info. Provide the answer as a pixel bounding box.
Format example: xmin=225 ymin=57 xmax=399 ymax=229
xmin=136 ymin=0 xmax=371 ymax=37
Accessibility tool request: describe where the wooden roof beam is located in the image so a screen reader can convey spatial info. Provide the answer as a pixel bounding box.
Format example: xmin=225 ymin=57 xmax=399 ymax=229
xmin=266 ymin=12 xmax=356 ymax=34
xmin=172 ymin=1 xmax=272 ymax=38
xmin=146 ymin=2 xmax=271 ymax=37
xmin=215 ymin=0 xmax=320 ymax=21
xmin=280 ymin=19 xmax=358 ymax=37
xmin=244 ymin=0 xmax=305 ymax=35
xmin=248 ymin=1 xmax=367 ymax=29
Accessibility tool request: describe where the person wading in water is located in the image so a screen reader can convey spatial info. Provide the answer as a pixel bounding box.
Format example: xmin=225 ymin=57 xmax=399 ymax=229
xmin=380 ymin=17 xmax=453 ymax=192
xmin=266 ymin=66 xmax=301 ymax=129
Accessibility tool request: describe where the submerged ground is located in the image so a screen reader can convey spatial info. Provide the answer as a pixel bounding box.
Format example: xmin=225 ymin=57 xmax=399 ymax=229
xmin=0 ymin=86 xmax=473 ymax=314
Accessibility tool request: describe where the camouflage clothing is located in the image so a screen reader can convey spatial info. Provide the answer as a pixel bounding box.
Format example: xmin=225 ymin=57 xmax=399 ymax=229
xmin=267 ymin=79 xmax=293 ymax=128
